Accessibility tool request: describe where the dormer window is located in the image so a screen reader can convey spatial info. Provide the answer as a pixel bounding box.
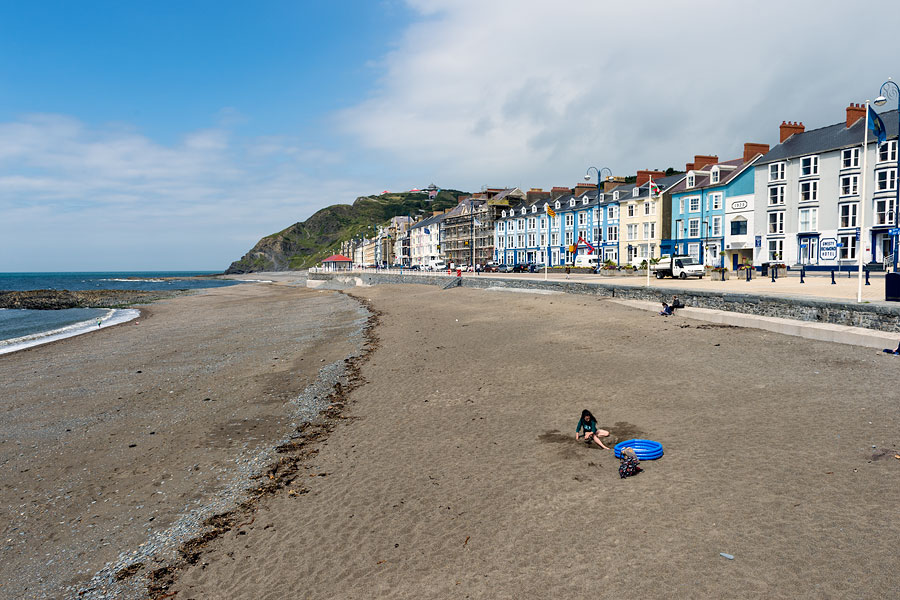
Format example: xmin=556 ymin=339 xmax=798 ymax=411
xmin=569 ymin=198 xmax=576 ymax=207
xmin=555 ymin=200 xmax=561 ymax=209
xmin=543 ymin=203 xmax=549 ymax=212
xmin=686 ymin=172 xmax=696 ymax=188
xmin=633 ymin=187 xmax=639 ymax=196
xmin=598 ymin=193 xmax=605 ymax=202
xmin=531 ymin=205 xmax=537 ymax=213
xmin=501 ymin=210 xmax=507 ymax=218
xmin=710 ymin=167 xmax=720 ymax=184
xmin=613 ymin=191 xmax=620 ymax=201
xmin=582 ymin=197 xmax=588 ymax=205
xmin=520 ymin=207 xmax=526 ymax=215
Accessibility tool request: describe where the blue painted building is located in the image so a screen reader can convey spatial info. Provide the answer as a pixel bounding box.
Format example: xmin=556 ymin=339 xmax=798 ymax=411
xmin=665 ymin=153 xmax=762 ymax=268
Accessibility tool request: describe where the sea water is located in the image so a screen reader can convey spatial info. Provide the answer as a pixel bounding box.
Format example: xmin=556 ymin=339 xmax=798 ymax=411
xmin=0 ymin=271 xmax=240 ymax=353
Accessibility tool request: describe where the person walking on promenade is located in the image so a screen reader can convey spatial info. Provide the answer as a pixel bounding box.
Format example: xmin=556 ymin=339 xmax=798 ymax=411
xmin=576 ymin=409 xmax=610 ymax=449
xmin=565 ymin=265 xmax=571 ymax=280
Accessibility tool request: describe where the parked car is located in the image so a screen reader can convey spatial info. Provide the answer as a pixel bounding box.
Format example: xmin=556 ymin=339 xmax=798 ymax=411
xmin=497 ymin=264 xmax=513 ymax=273
xmin=512 ymin=263 xmax=531 ymax=273
xmin=483 ymin=263 xmax=500 ymax=273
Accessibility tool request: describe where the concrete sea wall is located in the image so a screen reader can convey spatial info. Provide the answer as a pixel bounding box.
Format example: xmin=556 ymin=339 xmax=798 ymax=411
xmin=308 ymin=272 xmax=900 ymax=333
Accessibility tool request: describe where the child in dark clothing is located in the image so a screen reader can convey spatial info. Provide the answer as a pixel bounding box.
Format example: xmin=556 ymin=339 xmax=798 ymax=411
xmin=575 ymin=409 xmax=610 ymax=449
xmin=618 ymin=447 xmax=643 ymax=478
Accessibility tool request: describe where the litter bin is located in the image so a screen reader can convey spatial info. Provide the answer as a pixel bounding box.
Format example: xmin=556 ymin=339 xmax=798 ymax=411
xmin=760 ymin=263 xmax=769 ymax=277
xmin=886 ymin=272 xmax=900 ymax=302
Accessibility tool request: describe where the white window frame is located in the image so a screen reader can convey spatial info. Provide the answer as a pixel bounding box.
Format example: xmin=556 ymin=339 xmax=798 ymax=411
xmin=798 ymin=207 xmax=818 ymax=232
xmin=840 ymin=175 xmax=859 ymax=197
xmin=711 ymin=216 xmax=722 ymax=237
xmin=842 ymin=147 xmax=860 ymax=169
xmin=710 ymin=192 xmax=723 ymax=210
xmin=688 ymin=196 xmax=700 ymax=212
xmin=527 ymin=233 xmax=535 ymax=246
xmin=768 ymin=211 xmax=785 ymax=234
xmin=769 ymin=162 xmax=785 ymax=182
xmin=799 ymin=180 xmax=818 ymax=202
xmin=879 ymin=140 xmax=898 ymax=163
xmin=607 ymin=226 xmax=618 ymax=242
xmin=688 ymin=218 xmax=700 ymax=237
xmin=768 ymin=238 xmax=784 ymax=261
xmin=875 ymin=198 xmax=896 ymax=226
xmin=839 ymin=203 xmax=859 ymax=228
xmin=839 ymin=235 xmax=857 ymax=260
xmin=876 ymin=169 xmax=897 ymax=192
xmin=710 ymin=168 xmax=720 ymax=184
xmin=800 ymin=155 xmax=819 ymax=177
xmin=769 ymin=185 xmax=785 ymax=206
xmin=686 ymin=172 xmax=695 ymax=187
xmin=627 ymin=204 xmax=636 ymax=217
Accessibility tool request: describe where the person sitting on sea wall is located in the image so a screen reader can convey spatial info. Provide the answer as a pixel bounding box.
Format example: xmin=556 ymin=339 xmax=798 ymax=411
xmin=575 ymin=409 xmax=610 ymax=449
xmin=659 ymin=302 xmax=673 ymax=316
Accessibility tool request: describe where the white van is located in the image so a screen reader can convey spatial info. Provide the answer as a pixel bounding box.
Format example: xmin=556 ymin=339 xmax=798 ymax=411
xmin=573 ymin=255 xmax=600 ymax=269
xmin=428 ymin=259 xmax=446 ymax=271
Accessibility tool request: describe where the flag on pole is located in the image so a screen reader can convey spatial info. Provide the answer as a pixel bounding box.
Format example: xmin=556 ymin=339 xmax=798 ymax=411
xmin=868 ymin=105 xmax=887 ymax=145
xmin=424 ymin=227 xmax=431 ymax=234
xmin=547 ymin=207 xmax=557 ymax=217
xmin=649 ymin=182 xmax=661 ymax=197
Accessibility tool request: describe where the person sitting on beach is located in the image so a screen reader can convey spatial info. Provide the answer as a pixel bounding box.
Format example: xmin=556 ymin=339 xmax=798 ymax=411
xmin=575 ymin=409 xmax=610 ymax=449
xmin=671 ymin=295 xmax=684 ymax=310
xmin=618 ymin=447 xmax=643 ymax=479
xmin=659 ymin=302 xmax=673 ymax=316
xmin=883 ymin=341 xmax=900 ymax=355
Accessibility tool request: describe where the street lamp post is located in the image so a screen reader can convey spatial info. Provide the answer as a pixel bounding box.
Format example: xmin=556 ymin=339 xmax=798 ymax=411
xmin=585 ymin=166 xmax=613 ymax=266
xmin=675 ymin=218 xmax=683 ymax=256
xmin=875 ymin=78 xmax=900 ymax=272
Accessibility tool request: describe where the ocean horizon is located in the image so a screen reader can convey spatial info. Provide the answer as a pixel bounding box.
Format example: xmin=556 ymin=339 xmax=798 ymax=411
xmin=0 ymin=271 xmax=241 ymax=354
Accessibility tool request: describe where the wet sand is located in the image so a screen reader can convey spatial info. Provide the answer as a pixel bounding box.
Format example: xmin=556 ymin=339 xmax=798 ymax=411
xmin=171 ymin=284 xmax=899 ymax=599
xmin=0 ymin=283 xmax=366 ymax=599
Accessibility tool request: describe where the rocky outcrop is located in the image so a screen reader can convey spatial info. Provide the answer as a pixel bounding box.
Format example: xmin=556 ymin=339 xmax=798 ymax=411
xmin=225 ymin=189 xmax=467 ymax=274
xmin=0 ymin=290 xmax=187 ymax=310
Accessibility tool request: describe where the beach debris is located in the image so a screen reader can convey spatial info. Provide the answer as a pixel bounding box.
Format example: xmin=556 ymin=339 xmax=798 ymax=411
xmin=894 ymin=455 xmax=900 ymax=460
xmin=719 ymin=553 xmax=734 ymax=560
xmin=464 ymin=536 xmax=470 ymax=546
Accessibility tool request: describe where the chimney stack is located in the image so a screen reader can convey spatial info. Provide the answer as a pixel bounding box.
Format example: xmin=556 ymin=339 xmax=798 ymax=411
xmin=603 ymin=176 xmax=625 ymax=193
xmin=573 ymin=182 xmax=597 ymax=197
xmin=526 ymin=188 xmax=550 ymax=203
xmin=779 ymin=121 xmax=805 ymax=143
xmin=550 ymin=186 xmax=572 ymax=200
xmin=846 ymin=102 xmax=866 ymax=128
xmin=743 ymin=142 xmax=770 ymax=163
xmin=636 ymin=169 xmax=666 ymax=186
xmin=693 ymin=155 xmax=719 ymax=170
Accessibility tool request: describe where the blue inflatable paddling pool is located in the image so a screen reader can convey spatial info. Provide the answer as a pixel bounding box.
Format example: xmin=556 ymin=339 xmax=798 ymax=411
xmin=614 ymin=439 xmax=664 ymax=460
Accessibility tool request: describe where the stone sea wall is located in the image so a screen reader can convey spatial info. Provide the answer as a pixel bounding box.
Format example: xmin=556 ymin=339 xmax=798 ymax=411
xmin=308 ymin=272 xmax=900 ymax=333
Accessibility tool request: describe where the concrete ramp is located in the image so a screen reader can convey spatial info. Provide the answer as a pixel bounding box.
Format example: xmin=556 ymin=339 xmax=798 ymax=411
xmin=610 ymin=299 xmax=897 ymax=350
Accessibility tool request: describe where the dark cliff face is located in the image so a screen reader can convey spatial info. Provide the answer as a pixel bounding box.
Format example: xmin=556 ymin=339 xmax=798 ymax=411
xmin=225 ymin=190 xmax=466 ymax=273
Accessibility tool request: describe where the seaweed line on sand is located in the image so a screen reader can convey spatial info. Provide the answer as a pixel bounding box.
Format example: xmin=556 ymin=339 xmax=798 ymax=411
xmin=70 ymin=293 xmax=382 ymax=600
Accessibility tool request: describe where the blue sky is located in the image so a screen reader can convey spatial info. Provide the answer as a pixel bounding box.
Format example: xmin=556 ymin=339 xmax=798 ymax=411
xmin=2 ymin=0 xmax=900 ymax=271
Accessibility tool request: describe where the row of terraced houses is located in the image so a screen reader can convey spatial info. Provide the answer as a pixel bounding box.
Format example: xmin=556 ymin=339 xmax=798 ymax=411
xmin=349 ymin=102 xmax=900 ymax=271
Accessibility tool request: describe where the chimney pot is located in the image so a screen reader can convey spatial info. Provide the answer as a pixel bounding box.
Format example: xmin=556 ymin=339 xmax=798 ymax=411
xmin=779 ymin=120 xmax=806 ymax=143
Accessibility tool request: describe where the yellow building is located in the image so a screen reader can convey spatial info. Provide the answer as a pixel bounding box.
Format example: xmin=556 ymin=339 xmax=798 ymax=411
xmin=617 ymin=171 xmax=667 ymax=266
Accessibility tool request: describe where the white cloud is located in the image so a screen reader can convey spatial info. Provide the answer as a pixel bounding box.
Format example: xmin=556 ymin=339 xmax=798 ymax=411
xmin=340 ymin=0 xmax=900 ymax=189
xmin=0 ymin=114 xmax=362 ymax=271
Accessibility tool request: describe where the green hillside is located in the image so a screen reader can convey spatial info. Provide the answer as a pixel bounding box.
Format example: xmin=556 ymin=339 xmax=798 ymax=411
xmin=225 ymin=189 xmax=467 ymax=273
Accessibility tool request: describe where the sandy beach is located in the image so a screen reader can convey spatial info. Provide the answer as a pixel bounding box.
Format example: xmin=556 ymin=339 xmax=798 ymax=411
xmin=0 ymin=283 xmax=366 ymax=599
xmin=172 ymin=283 xmax=897 ymax=599
xmin=3 ymin=280 xmax=899 ymax=599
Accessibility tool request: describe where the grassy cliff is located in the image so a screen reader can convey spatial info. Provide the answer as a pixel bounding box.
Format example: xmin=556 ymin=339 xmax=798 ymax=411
xmin=225 ymin=189 xmax=466 ymax=273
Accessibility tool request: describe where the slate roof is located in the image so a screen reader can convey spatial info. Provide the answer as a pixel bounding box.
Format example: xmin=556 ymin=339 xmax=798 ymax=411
xmin=410 ymin=212 xmax=445 ymax=230
xmin=666 ymin=157 xmax=751 ymax=195
xmin=758 ymin=109 xmax=899 ymax=165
